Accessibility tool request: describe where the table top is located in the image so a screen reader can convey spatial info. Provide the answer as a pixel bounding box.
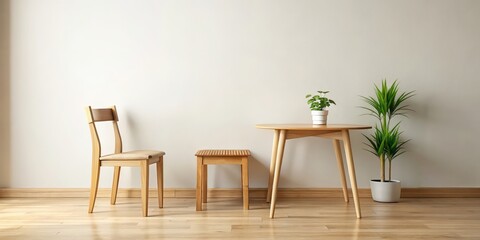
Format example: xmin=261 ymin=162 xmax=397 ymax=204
xmin=256 ymin=124 xmax=371 ymax=130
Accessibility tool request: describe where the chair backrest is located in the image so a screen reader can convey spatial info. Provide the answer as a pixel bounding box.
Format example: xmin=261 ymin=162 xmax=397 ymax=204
xmin=85 ymin=106 xmax=123 ymax=159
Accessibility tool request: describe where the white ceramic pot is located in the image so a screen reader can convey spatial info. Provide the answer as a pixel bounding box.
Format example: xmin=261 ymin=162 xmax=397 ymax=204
xmin=311 ymin=110 xmax=328 ymax=125
xmin=370 ymin=179 xmax=401 ymax=203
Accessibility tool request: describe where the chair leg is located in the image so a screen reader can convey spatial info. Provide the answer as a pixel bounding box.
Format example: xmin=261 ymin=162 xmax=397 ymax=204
xmin=156 ymin=157 xmax=164 ymax=208
xmin=196 ymin=157 xmax=203 ymax=211
xmin=241 ymin=157 xmax=249 ymax=210
xmin=141 ymin=161 xmax=149 ymax=217
xmin=88 ymin=163 xmax=100 ymax=213
xmin=111 ymin=166 xmax=121 ymax=205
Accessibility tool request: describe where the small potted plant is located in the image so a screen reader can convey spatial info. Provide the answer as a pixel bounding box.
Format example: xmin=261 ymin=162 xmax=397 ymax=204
xmin=361 ymin=79 xmax=414 ymax=202
xmin=305 ymin=91 xmax=336 ymax=125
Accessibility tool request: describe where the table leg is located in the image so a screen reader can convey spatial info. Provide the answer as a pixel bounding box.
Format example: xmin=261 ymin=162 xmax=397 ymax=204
xmin=333 ymin=139 xmax=349 ymax=203
xmin=267 ymin=130 xmax=280 ymax=203
xmin=342 ymin=130 xmax=362 ymax=218
xmin=270 ymin=130 xmax=286 ymax=219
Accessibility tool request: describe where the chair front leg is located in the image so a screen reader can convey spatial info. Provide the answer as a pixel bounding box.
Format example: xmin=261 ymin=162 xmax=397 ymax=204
xmin=111 ymin=166 xmax=121 ymax=205
xmin=141 ymin=161 xmax=150 ymax=217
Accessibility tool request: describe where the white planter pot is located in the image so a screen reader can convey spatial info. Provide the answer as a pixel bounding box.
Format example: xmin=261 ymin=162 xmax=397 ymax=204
xmin=311 ymin=110 xmax=328 ymax=125
xmin=370 ymin=179 xmax=401 ymax=203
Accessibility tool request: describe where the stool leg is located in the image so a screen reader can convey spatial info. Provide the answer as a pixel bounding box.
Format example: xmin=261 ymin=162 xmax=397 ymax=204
xmin=242 ymin=157 xmax=249 ymax=210
xmin=196 ymin=157 xmax=203 ymax=211
xmin=241 ymin=165 xmax=243 ymax=193
xmin=202 ymin=164 xmax=207 ymax=203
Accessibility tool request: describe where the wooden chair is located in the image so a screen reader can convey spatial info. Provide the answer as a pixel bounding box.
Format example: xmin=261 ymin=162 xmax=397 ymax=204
xmin=85 ymin=106 xmax=165 ymax=217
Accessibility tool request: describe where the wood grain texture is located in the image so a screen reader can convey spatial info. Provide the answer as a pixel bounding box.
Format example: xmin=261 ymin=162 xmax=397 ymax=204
xmin=1 ymin=197 xmax=479 ymax=239
xmin=1 ymin=188 xmax=480 ymax=198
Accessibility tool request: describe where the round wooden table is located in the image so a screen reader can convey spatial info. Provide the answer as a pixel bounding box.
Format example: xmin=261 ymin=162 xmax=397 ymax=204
xmin=256 ymin=124 xmax=371 ymax=219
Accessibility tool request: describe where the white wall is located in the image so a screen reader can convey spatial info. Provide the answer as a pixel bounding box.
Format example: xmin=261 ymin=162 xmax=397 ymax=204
xmin=2 ymin=0 xmax=480 ymax=189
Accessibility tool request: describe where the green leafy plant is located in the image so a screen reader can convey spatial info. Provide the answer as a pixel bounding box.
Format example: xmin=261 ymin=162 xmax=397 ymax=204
xmin=361 ymin=80 xmax=414 ymax=182
xmin=305 ymin=91 xmax=336 ymax=111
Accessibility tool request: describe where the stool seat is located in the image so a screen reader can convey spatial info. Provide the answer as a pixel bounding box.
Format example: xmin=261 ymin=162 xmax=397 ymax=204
xmin=196 ymin=149 xmax=250 ymax=211
xmin=196 ymin=149 xmax=251 ymax=157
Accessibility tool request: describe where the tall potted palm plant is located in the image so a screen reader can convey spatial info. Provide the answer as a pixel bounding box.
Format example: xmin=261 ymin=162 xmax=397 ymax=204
xmin=361 ymin=79 xmax=414 ymax=202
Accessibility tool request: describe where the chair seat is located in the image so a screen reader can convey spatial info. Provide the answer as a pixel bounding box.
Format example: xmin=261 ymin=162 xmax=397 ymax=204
xmin=100 ymin=150 xmax=165 ymax=161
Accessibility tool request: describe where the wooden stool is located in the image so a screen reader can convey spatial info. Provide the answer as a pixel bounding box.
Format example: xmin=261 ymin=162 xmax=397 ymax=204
xmin=195 ymin=149 xmax=251 ymax=211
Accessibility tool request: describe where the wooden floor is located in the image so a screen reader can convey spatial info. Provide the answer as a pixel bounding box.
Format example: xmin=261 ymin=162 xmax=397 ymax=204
xmin=1 ymin=197 xmax=480 ymax=239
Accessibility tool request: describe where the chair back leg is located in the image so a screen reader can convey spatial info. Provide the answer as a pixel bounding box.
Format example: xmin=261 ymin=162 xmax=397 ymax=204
xmin=156 ymin=157 xmax=164 ymax=208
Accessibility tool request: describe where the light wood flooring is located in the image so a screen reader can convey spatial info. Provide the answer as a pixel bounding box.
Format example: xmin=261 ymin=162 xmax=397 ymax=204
xmin=1 ymin=197 xmax=480 ymax=239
